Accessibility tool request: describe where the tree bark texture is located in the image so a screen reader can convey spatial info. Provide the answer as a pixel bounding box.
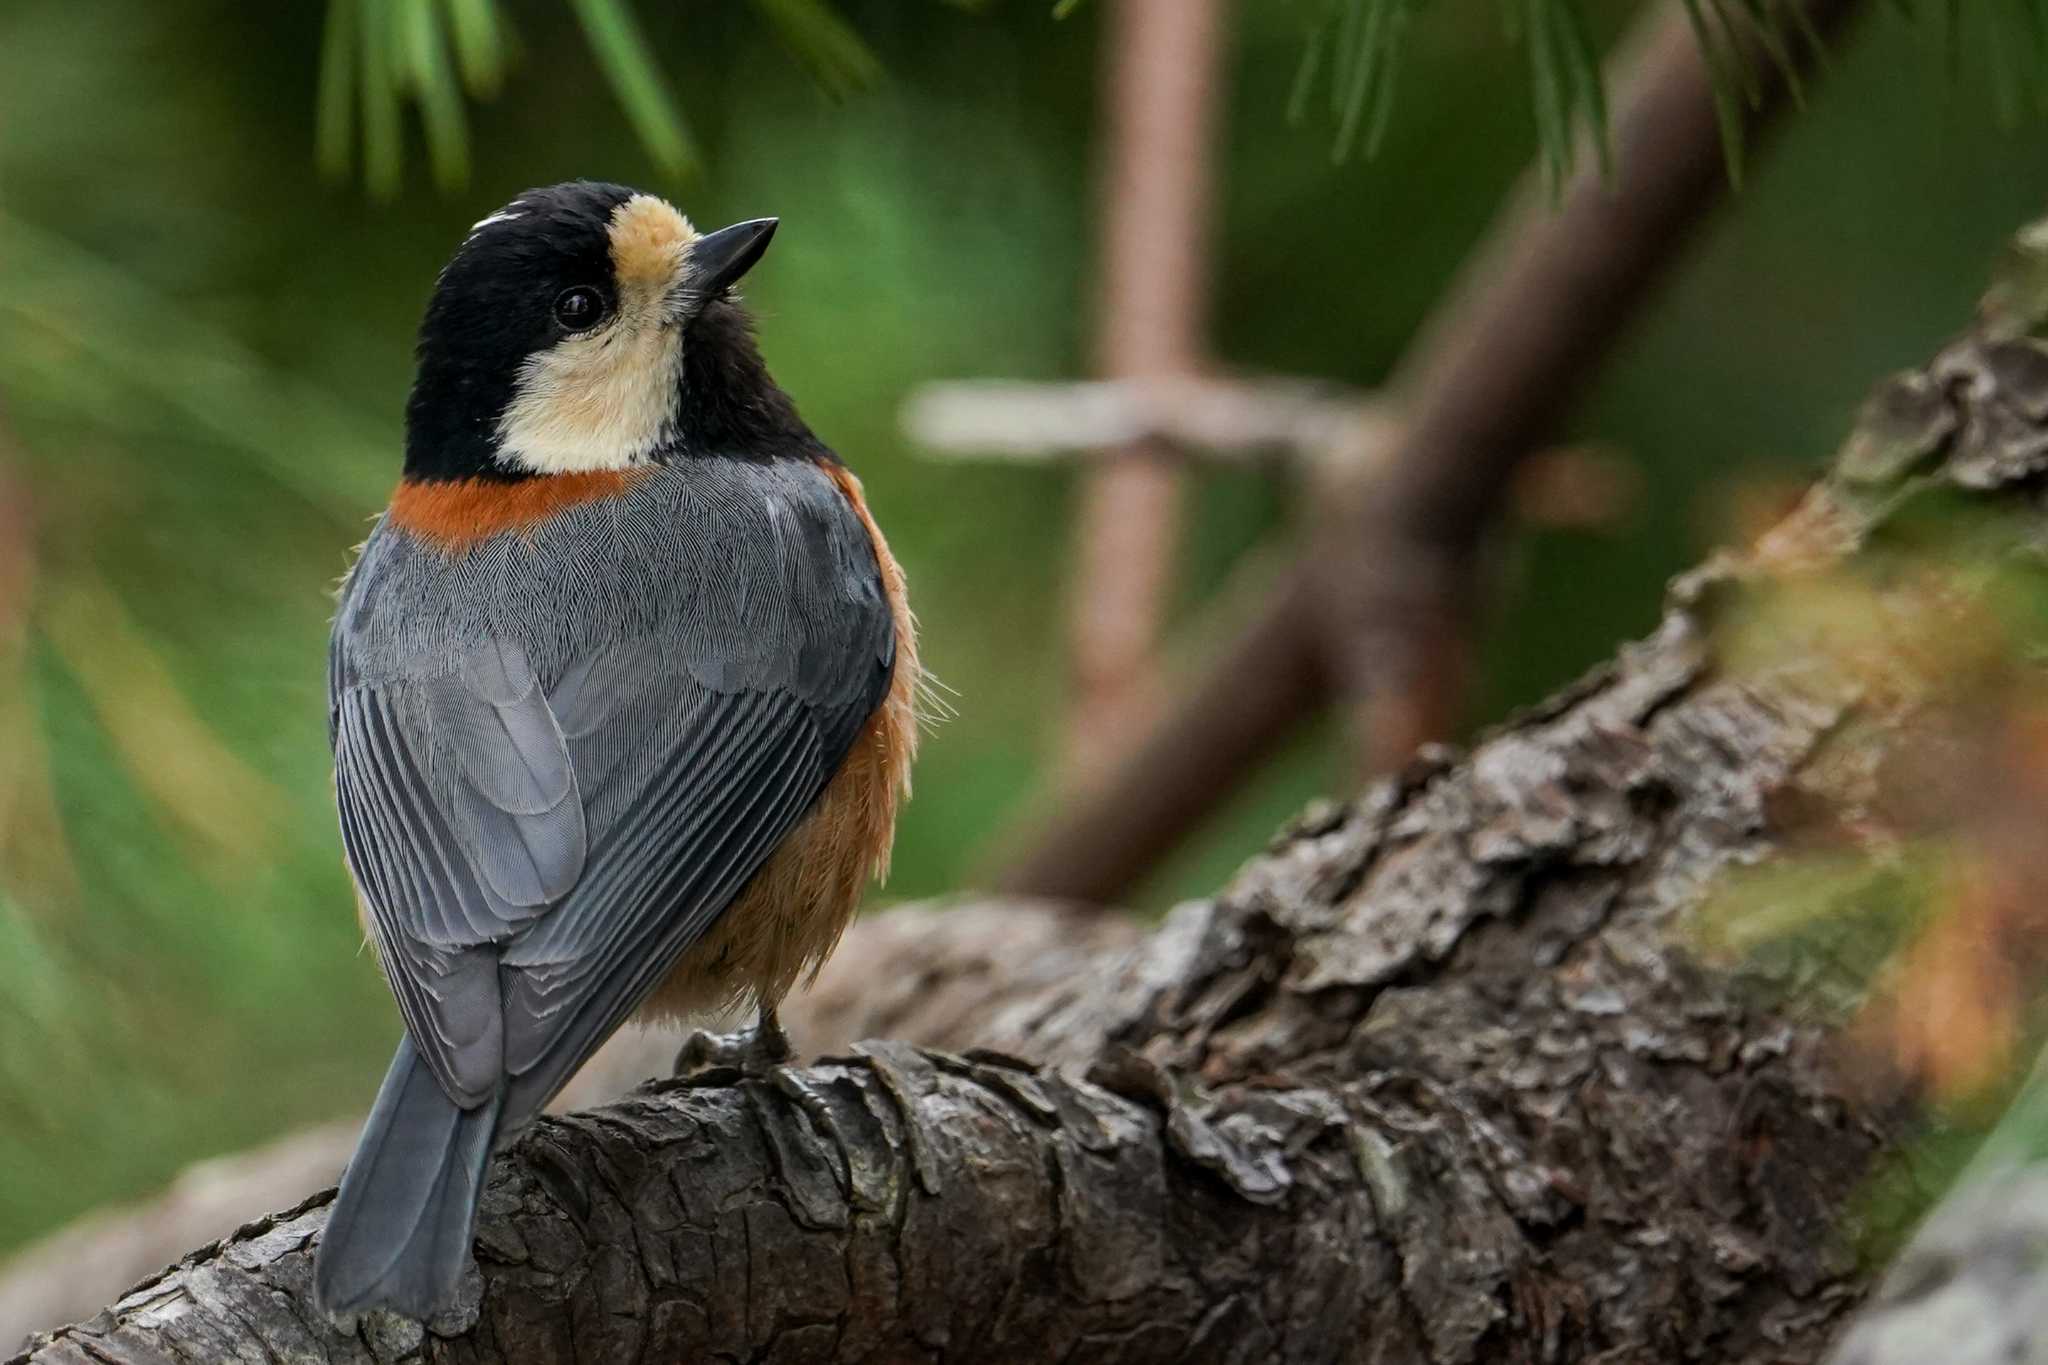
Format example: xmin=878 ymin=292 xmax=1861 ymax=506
xmin=19 ymin=231 xmax=2048 ymax=1365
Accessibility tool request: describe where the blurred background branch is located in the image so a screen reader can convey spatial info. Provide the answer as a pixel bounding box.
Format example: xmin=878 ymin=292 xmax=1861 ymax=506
xmin=987 ymin=0 xmax=1865 ymax=906
xmin=903 ymin=376 xmax=1393 ymax=466
xmin=1062 ymin=0 xmax=1225 ymax=785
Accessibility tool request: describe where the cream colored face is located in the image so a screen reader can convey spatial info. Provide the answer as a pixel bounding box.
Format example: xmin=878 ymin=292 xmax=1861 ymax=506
xmin=494 ymin=194 xmax=701 ymax=476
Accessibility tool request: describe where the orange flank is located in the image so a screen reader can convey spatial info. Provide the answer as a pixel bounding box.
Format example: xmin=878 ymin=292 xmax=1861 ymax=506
xmin=386 ymin=470 xmax=641 ymax=551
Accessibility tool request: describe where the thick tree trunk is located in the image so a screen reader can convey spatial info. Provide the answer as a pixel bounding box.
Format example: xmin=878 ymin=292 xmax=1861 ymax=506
xmin=17 ymin=226 xmax=2048 ymax=1365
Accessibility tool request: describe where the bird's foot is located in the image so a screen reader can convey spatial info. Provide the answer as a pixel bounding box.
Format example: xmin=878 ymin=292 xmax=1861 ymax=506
xmin=673 ymin=1008 xmax=794 ymax=1079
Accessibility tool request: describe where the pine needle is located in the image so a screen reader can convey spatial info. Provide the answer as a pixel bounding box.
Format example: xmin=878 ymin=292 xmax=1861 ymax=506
xmin=442 ymin=0 xmax=507 ymax=98
xmin=1681 ymin=0 xmax=1751 ymax=188
xmin=1287 ymin=15 xmax=1329 ymax=126
xmin=751 ymin=0 xmax=885 ymax=99
xmin=358 ymin=0 xmax=403 ymax=200
xmin=567 ymin=0 xmax=698 ymax=179
xmin=399 ymin=0 xmax=470 ymax=192
xmin=315 ymin=0 xmax=357 ymax=181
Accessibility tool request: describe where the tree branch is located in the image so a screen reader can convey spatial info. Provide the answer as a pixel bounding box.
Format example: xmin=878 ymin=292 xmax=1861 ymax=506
xmin=0 ymin=900 xmax=1136 ymax=1351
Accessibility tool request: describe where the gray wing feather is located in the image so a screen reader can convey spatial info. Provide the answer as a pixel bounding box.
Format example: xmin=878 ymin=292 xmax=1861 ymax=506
xmin=336 ymin=690 xmax=506 ymax=1103
xmin=417 ymin=638 xmax=585 ymax=907
xmin=499 ymin=693 xmax=826 ymax=1114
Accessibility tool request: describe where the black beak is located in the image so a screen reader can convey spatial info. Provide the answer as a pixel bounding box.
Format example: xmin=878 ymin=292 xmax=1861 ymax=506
xmin=689 ymin=217 xmax=777 ymax=296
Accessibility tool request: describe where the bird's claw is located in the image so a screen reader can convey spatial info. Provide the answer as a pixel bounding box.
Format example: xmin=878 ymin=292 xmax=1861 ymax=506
xmin=672 ymin=1009 xmax=794 ymax=1079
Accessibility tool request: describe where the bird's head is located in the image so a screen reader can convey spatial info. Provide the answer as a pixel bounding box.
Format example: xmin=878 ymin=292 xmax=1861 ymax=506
xmin=403 ymin=181 xmax=798 ymax=482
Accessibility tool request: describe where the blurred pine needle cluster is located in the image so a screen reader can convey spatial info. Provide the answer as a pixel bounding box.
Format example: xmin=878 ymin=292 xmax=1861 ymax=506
xmin=313 ymin=0 xmax=969 ymax=195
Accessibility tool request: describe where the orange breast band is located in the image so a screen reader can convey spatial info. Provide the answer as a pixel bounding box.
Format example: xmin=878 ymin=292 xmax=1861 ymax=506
xmin=386 ymin=471 xmax=639 ymax=551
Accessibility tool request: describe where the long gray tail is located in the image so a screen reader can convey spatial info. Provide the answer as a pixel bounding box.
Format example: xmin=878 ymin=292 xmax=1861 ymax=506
xmin=314 ymin=1036 xmax=503 ymax=1319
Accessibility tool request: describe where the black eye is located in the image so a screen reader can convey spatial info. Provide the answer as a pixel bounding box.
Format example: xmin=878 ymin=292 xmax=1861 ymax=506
xmin=552 ymin=286 xmax=607 ymax=331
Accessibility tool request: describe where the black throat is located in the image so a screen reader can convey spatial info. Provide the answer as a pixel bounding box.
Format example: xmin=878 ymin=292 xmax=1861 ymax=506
xmin=669 ymin=297 xmax=826 ymax=462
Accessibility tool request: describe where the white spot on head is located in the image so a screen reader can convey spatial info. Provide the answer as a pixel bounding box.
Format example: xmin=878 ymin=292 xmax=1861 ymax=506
xmin=467 ymin=207 xmax=525 ymax=238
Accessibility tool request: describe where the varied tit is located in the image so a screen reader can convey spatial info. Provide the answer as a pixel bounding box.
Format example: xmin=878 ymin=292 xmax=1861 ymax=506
xmin=313 ymin=181 xmax=919 ymax=1319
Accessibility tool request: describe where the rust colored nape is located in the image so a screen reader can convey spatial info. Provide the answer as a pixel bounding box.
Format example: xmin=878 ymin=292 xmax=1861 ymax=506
xmin=386 ymin=470 xmax=639 ymax=551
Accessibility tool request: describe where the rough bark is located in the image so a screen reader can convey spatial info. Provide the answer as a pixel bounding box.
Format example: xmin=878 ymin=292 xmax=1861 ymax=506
xmin=19 ymin=218 xmax=2048 ymax=1365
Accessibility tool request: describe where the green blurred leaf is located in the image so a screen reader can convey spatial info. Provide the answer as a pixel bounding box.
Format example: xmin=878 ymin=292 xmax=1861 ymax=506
xmin=1329 ymin=0 xmax=1362 ymax=120
xmin=0 ymin=213 xmax=388 ymax=511
xmin=1681 ymin=0 xmax=1751 ymax=187
xmin=358 ymin=0 xmax=403 ymax=199
xmin=567 ymin=0 xmax=698 ymax=178
xmin=1551 ymin=0 xmax=1611 ymax=178
xmin=1967 ymin=1042 xmax=2048 ymax=1172
xmin=1527 ymin=0 xmax=1569 ymax=184
xmin=1286 ymin=12 xmax=1329 ymax=126
xmin=1319 ymin=0 xmax=1422 ymax=163
xmin=1299 ymin=0 xmax=1610 ymax=176
xmin=398 ymin=0 xmax=470 ymax=191
xmin=752 ymin=0 xmax=885 ymax=98
xmin=441 ymin=0 xmax=506 ymax=97
xmin=1731 ymin=0 xmax=1808 ymax=106
xmin=1332 ymin=0 xmax=1384 ymax=160
xmin=315 ymin=0 xmax=357 ymax=180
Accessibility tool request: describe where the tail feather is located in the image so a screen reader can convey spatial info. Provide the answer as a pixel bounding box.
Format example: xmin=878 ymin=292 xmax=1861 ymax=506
xmin=315 ymin=1036 xmax=503 ymax=1319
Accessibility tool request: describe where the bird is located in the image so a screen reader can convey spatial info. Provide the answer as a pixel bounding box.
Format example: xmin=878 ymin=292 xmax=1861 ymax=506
xmin=312 ymin=180 xmax=919 ymax=1319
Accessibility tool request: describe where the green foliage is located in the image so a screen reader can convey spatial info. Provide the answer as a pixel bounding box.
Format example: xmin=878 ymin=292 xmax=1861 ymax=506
xmin=1272 ymin=0 xmax=2048 ymax=188
xmin=313 ymin=0 xmax=934 ymax=195
xmin=752 ymin=0 xmax=885 ymax=97
xmin=312 ymin=1 xmax=2048 ymax=200
xmin=1677 ymin=0 xmax=1823 ymax=187
xmin=0 ymin=214 xmax=387 ymax=511
xmin=565 ymin=0 xmax=698 ymax=177
xmin=1972 ymin=0 xmax=2048 ymax=122
xmin=1700 ymin=849 xmax=1944 ymax=1016
xmin=1284 ymin=0 xmax=1827 ymax=185
xmin=318 ymin=0 xmax=687 ymax=192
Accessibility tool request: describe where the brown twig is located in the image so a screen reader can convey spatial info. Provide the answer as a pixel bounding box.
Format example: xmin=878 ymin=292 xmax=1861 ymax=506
xmin=902 ymin=376 xmax=1390 ymax=467
xmin=903 ymin=378 xmax=1640 ymax=532
xmin=996 ymin=0 xmax=1870 ymax=906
